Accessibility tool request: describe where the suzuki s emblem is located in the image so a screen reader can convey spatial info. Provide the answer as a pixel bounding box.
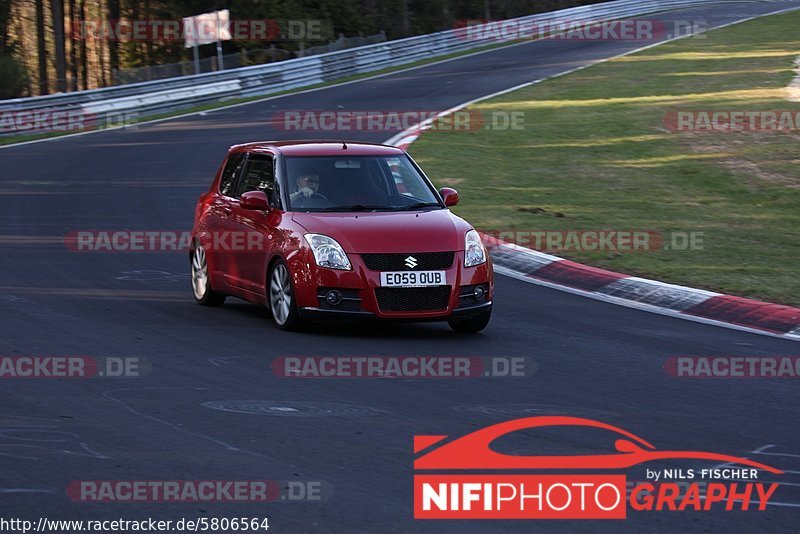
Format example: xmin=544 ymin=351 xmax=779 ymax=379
xmin=405 ymin=256 xmax=418 ymax=269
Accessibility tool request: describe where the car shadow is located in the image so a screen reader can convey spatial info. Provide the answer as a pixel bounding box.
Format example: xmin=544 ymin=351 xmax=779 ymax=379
xmin=220 ymin=300 xmax=481 ymax=341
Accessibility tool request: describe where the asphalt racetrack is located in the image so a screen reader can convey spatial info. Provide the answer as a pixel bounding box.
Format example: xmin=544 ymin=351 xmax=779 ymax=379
xmin=1 ymin=1 xmax=800 ymax=532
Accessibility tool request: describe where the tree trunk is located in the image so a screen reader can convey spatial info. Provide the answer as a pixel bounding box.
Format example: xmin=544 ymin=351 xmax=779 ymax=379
xmin=0 ymin=1 xmax=10 ymax=51
xmin=108 ymin=0 xmax=119 ymax=75
xmin=97 ymin=19 xmax=107 ymax=86
xmin=400 ymin=0 xmax=410 ymax=35
xmin=144 ymin=0 xmax=153 ymax=65
xmin=36 ymin=0 xmax=49 ymax=94
xmin=51 ymin=0 xmax=68 ymax=92
xmin=68 ymin=0 xmax=78 ymax=91
xmin=79 ymin=0 xmax=87 ymax=89
xmin=442 ymin=0 xmax=452 ymax=27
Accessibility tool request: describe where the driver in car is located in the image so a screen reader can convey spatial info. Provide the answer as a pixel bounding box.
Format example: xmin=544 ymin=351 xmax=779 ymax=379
xmin=289 ymin=173 xmax=320 ymax=205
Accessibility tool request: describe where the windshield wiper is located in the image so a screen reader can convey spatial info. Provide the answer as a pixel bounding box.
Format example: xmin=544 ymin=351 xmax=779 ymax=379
xmin=392 ymin=202 xmax=441 ymax=211
xmin=314 ymin=202 xmax=440 ymax=212
xmin=317 ymin=204 xmax=387 ymax=212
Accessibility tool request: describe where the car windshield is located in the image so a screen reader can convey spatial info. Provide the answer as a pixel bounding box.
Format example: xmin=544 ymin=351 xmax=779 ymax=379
xmin=284 ymin=155 xmax=442 ymax=212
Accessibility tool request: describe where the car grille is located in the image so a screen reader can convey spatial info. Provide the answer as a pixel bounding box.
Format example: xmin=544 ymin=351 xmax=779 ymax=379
xmin=360 ymin=252 xmax=455 ymax=271
xmin=374 ymin=286 xmax=451 ymax=312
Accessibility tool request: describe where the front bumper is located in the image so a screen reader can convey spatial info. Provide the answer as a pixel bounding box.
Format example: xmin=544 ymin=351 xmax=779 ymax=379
xmin=289 ymin=250 xmax=493 ymax=321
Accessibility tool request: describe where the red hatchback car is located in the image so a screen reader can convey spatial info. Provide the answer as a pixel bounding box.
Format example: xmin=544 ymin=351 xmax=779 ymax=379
xmin=190 ymin=140 xmax=493 ymax=332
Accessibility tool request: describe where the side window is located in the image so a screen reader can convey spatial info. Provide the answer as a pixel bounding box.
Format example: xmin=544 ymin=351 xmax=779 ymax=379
xmin=219 ymin=152 xmax=246 ymax=197
xmin=234 ymin=154 xmax=276 ymax=203
xmin=386 ymin=157 xmax=428 ymax=198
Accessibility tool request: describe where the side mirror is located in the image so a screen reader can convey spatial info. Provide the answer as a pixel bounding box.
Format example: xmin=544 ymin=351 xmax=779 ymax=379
xmin=240 ymin=191 xmax=270 ymax=210
xmin=439 ymin=187 xmax=459 ymax=207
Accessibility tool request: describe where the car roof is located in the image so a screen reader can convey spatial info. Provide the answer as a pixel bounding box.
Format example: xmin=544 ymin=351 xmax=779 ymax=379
xmin=229 ymin=140 xmax=406 ymax=157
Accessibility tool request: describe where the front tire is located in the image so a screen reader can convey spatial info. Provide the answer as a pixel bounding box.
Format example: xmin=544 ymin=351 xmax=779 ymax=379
xmin=191 ymin=244 xmax=226 ymax=306
xmin=268 ymin=259 xmax=304 ymax=331
xmin=448 ymin=307 xmax=491 ymax=333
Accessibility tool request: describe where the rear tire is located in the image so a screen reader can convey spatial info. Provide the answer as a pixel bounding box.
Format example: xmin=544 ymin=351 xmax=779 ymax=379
xmin=268 ymin=259 xmax=304 ymax=331
xmin=448 ymin=307 xmax=491 ymax=333
xmin=191 ymin=244 xmax=226 ymax=306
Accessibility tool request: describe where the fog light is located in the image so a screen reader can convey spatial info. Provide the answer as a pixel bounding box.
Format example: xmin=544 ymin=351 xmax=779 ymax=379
xmin=473 ymin=286 xmax=486 ymax=301
xmin=326 ymin=290 xmax=343 ymax=306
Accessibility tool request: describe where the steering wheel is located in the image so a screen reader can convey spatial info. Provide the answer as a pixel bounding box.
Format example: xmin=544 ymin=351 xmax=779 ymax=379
xmin=294 ymin=192 xmax=332 ymax=209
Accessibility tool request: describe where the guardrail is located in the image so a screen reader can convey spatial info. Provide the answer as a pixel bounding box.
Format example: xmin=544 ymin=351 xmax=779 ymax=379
xmin=0 ymin=0 xmax=765 ymax=136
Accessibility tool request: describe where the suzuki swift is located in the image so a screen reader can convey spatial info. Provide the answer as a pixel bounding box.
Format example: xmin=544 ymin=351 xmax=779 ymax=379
xmin=190 ymin=140 xmax=493 ymax=332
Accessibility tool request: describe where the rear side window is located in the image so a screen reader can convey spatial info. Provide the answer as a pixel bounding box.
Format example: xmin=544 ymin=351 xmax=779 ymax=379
xmin=234 ymin=154 xmax=276 ymax=203
xmin=219 ymin=152 xmax=246 ymax=197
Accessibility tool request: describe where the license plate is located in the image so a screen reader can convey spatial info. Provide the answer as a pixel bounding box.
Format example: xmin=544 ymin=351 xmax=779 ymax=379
xmin=379 ymin=271 xmax=446 ymax=287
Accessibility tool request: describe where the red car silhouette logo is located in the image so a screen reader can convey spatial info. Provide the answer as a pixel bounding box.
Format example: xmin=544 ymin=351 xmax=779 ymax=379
xmin=414 ymin=416 xmax=782 ymax=473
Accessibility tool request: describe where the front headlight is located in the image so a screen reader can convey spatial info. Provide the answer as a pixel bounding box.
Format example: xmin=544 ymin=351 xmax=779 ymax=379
xmin=304 ymin=234 xmax=352 ymax=270
xmin=464 ymin=229 xmax=487 ymax=267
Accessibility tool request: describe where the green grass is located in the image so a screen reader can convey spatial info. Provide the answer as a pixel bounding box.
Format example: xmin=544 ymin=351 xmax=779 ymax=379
xmin=0 ymin=39 xmax=521 ymax=147
xmin=410 ymin=11 xmax=800 ymax=306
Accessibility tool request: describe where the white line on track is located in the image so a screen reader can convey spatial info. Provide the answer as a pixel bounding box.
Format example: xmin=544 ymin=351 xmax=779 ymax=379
xmin=385 ymin=3 xmax=800 ymax=146
xmin=0 ymin=34 xmax=540 ymax=150
xmin=5 ymin=3 xmax=799 ymax=151
xmin=495 ymin=265 xmax=799 ymax=340
xmin=752 ymin=445 xmax=800 ymax=458
xmin=386 ymin=4 xmax=800 ymax=341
